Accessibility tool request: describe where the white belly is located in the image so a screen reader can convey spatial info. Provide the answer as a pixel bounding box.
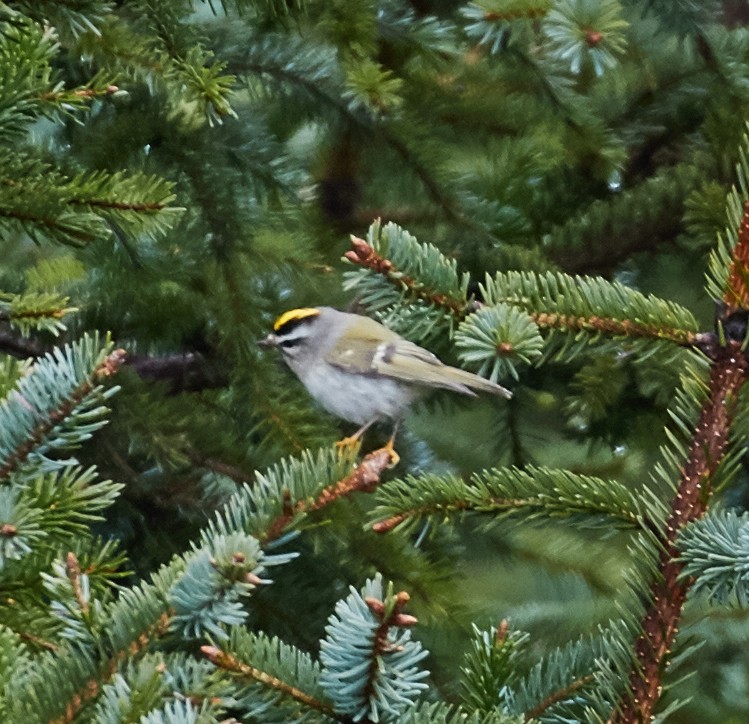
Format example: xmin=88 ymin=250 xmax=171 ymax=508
xmin=299 ymin=364 xmax=416 ymax=425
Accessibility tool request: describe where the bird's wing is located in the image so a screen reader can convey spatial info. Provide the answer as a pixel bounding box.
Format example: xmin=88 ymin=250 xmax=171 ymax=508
xmin=327 ymin=332 xmax=474 ymax=395
xmin=324 ymin=316 xmax=400 ymax=374
xmin=326 ymin=318 xmax=512 ymax=398
xmin=372 ymin=339 xmax=479 ymax=395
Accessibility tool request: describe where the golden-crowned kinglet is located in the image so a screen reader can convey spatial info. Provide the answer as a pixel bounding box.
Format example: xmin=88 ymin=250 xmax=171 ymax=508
xmin=260 ymin=307 xmax=511 ymax=434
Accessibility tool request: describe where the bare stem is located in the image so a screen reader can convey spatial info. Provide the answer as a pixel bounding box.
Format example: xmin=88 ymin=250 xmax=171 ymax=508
xmin=611 ymin=343 xmax=748 ymax=722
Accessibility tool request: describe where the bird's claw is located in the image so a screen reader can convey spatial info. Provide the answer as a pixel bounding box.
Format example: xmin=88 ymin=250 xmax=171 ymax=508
xmin=335 ymin=435 xmax=362 ymax=457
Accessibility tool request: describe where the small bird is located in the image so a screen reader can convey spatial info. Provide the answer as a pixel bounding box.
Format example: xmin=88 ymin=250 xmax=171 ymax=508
xmin=260 ymin=307 xmax=512 ymax=456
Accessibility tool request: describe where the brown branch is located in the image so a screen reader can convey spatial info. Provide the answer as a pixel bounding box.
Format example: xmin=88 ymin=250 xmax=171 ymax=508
xmin=345 ymin=234 xmax=697 ymax=346
xmin=345 ymin=233 xmax=474 ymax=317
xmin=126 ymin=351 xmax=229 ymax=393
xmin=68 ymin=198 xmax=168 ymax=212
xmin=724 ymin=199 xmax=749 ymax=311
xmin=0 ymin=207 xmax=98 ymax=245
xmin=65 ymin=552 xmax=89 ymax=616
xmin=0 ymin=324 xmax=230 ymax=394
xmin=0 ymin=348 xmax=127 ymax=482
xmin=530 ymin=311 xmax=697 ymax=346
xmin=525 ymin=674 xmax=595 ymax=721
xmin=262 ymin=445 xmax=396 ymax=543
xmin=0 ymin=327 xmax=46 ymax=358
xmin=483 ymin=5 xmax=549 ymax=21
xmin=52 ymin=612 xmax=172 ymax=724
xmin=184 ymin=448 xmax=252 ymax=485
xmin=17 ymin=630 xmax=59 ymax=653
xmin=373 ymin=499 xmax=470 ymax=534
xmin=39 ymin=85 xmax=119 ymax=102
xmin=362 ymin=590 xmax=418 ymax=705
xmin=201 ymin=645 xmax=340 ymax=719
xmin=611 ymin=343 xmax=748 ymax=723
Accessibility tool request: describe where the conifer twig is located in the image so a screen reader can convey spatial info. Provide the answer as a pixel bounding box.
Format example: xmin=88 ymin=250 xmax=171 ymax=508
xmin=612 ymin=192 xmax=749 ymax=721
xmin=0 ymin=347 xmax=126 ymax=482
xmin=51 ymin=612 xmax=172 ymax=724
xmin=529 ymin=310 xmax=696 ymax=345
xmin=200 ymin=645 xmax=340 ymax=719
xmin=0 ymin=328 xmax=229 ymax=393
xmin=65 ymin=552 xmax=89 ymax=616
xmin=345 ymin=234 xmax=474 ymax=316
xmin=39 ymin=85 xmax=120 ymax=102
xmin=263 ymin=445 xmax=395 ymax=542
xmin=611 ymin=343 xmax=748 ymax=722
xmin=345 ymin=235 xmax=698 ymax=346
xmin=17 ymin=630 xmax=59 ymax=653
xmin=126 ymin=351 xmax=229 ymax=393
xmin=525 ymin=674 xmax=594 ymax=721
xmin=362 ymin=589 xmax=418 ymax=703
xmin=68 ymin=198 xmax=168 ymax=212
xmin=724 ymin=199 xmax=749 ymax=311
xmin=0 ymin=207 xmax=99 ymax=245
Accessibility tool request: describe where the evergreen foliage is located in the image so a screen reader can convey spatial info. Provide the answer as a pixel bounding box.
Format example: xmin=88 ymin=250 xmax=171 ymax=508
xmin=4 ymin=1 xmax=749 ymax=722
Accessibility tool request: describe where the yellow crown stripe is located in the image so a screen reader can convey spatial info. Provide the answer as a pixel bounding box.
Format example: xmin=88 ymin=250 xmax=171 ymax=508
xmin=273 ymin=307 xmax=320 ymax=331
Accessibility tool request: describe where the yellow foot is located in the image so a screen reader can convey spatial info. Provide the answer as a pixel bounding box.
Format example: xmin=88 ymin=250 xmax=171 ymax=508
xmin=383 ymin=437 xmax=400 ymax=468
xmin=335 ymin=435 xmax=362 ymax=457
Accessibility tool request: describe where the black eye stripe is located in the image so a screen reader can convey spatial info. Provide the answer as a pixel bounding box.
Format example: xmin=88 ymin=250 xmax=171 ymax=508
xmin=279 ymin=338 xmax=299 ymax=348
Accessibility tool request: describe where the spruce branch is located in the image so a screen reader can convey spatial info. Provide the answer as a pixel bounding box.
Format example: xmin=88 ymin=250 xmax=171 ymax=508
xmin=41 ymin=551 xmax=96 ymax=644
xmin=0 ymin=12 xmax=58 ymax=143
xmin=202 ymin=447 xmax=362 ymax=544
xmin=345 ymin=222 xmax=700 ymax=356
xmin=544 ymin=164 xmax=702 ymax=275
xmin=542 ymin=0 xmax=628 ymax=77
xmin=0 ymin=291 xmax=75 ymax=336
xmin=0 ymin=154 xmax=182 ymax=246
xmin=319 ymin=574 xmax=429 ymax=722
xmin=0 ymin=337 xmax=125 ymax=482
xmin=134 ymin=0 xmax=237 ymax=124
xmin=344 ymin=220 xmax=472 ymax=319
xmin=678 ymin=509 xmax=749 ymax=605
xmin=169 ymin=532 xmax=294 ymax=641
xmin=707 ymin=129 xmax=749 ymax=304
xmin=612 ymin=343 xmax=749 ymax=722
xmin=38 ymin=84 xmax=120 ymax=103
xmin=524 ymin=675 xmax=594 ymax=721
xmin=371 ymin=466 xmax=652 ymax=535
xmin=0 ymin=203 xmax=102 ymax=246
xmin=481 ymin=271 xmax=699 ymax=350
xmin=48 ymin=611 xmax=172 ymax=724
xmin=200 ymin=643 xmax=338 ymax=720
xmin=262 ymin=444 xmax=396 ymax=542
xmin=724 ymin=198 xmax=749 ymax=311
xmin=460 ymin=621 xmax=528 ymax=714
xmin=0 ymin=325 xmax=229 ymax=393
xmin=231 ymin=36 xmax=485 ymax=233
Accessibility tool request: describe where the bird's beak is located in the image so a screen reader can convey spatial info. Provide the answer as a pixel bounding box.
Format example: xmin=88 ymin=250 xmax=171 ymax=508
xmin=258 ymin=333 xmax=278 ymax=348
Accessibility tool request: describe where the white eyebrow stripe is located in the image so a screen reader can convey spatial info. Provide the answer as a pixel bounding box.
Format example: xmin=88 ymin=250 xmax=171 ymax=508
xmin=277 ymin=327 xmax=311 ymax=343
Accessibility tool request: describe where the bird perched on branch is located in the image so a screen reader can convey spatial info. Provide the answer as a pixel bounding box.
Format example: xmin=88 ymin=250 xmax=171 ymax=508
xmin=260 ymin=307 xmax=512 ymax=462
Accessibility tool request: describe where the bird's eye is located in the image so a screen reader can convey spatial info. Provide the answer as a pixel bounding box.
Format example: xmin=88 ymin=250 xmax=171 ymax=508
xmin=279 ymin=338 xmax=299 ymax=350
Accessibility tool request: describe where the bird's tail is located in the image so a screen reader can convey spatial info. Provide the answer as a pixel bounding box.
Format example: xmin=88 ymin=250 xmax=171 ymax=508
xmin=439 ymin=365 xmax=512 ymax=399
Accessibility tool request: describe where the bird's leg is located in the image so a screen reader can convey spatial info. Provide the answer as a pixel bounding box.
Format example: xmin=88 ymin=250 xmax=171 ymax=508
xmin=383 ymin=420 xmax=400 ymax=468
xmin=335 ymin=418 xmax=377 ymax=454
